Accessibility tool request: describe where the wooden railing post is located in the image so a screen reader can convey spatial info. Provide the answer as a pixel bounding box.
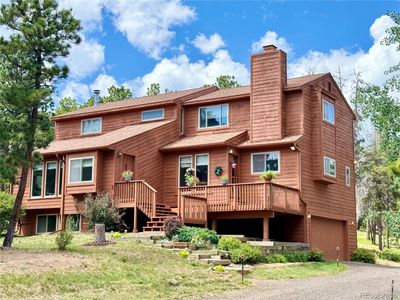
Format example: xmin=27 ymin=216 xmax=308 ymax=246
xmin=152 ymin=192 xmax=156 ymax=217
xmin=178 ymin=188 xmax=181 ymax=218
xmin=269 ymin=183 xmax=273 ymax=209
xmin=181 ymin=195 xmax=185 ymax=224
xmin=264 ymin=182 xmax=268 ymax=209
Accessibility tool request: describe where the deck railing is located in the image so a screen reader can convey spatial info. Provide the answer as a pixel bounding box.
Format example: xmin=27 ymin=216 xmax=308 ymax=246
xmin=178 ymin=182 xmax=303 ymax=224
xmin=180 ymin=194 xmax=207 ymax=225
xmin=114 ymin=180 xmax=156 ymax=218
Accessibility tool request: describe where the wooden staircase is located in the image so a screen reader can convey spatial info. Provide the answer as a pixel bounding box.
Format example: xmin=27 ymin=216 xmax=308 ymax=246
xmin=143 ymin=203 xmax=177 ymax=232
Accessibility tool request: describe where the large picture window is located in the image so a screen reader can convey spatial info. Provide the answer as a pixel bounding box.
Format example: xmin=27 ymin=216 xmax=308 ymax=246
xmin=69 ymin=157 xmax=94 ymax=183
xmin=45 ymin=161 xmax=57 ymax=196
xmin=251 ymin=151 xmax=280 ymax=174
xmin=179 ymin=156 xmax=192 ymax=187
xmin=81 ymin=118 xmax=101 ymax=134
xmin=36 ymin=214 xmax=57 ymax=234
xmin=199 ymin=104 xmax=228 ymax=128
xmin=31 ymin=163 xmax=43 ymax=197
xmin=324 ymin=156 xmax=336 ymax=177
xmin=195 ymin=154 xmax=209 ymax=186
xmin=323 ymin=100 xmax=335 ymax=124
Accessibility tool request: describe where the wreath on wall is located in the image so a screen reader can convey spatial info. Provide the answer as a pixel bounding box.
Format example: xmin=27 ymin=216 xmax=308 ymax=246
xmin=214 ymin=166 xmax=223 ymax=176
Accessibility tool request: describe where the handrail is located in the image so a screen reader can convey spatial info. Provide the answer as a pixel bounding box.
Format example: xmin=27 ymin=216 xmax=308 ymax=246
xmin=178 ymin=181 xmax=299 ymax=192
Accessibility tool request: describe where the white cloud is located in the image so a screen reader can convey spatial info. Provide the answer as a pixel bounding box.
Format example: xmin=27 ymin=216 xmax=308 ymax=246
xmin=64 ymin=36 xmax=105 ymax=79
xmin=90 ymin=74 xmax=118 ymax=96
xmin=58 ymin=0 xmax=103 ymax=32
xmin=126 ymin=49 xmax=249 ymax=96
xmin=192 ymin=33 xmax=225 ymax=54
xmin=252 ymin=31 xmax=292 ymax=54
xmin=104 ymin=0 xmax=196 ymax=59
xmin=60 ymin=81 xmax=91 ymax=103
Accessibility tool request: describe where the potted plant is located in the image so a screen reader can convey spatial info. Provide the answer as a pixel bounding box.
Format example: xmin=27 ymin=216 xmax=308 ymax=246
xmin=259 ymin=170 xmax=277 ymax=182
xmin=219 ymin=175 xmax=229 ymax=185
xmin=122 ymin=170 xmax=133 ymax=182
xmin=185 ymin=175 xmax=200 ymax=187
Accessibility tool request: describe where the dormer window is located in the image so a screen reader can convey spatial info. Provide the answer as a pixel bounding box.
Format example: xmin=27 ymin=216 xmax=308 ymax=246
xmin=141 ymin=108 xmax=165 ymax=121
xmin=199 ymin=104 xmax=228 ymax=129
xmin=81 ymin=118 xmax=101 ymax=134
xmin=322 ymin=100 xmax=335 ymax=125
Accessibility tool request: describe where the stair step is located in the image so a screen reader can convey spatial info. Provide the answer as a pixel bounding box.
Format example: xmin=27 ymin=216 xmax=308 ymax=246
xmin=143 ymin=226 xmax=164 ymax=232
xmin=146 ymin=221 xmax=164 ymax=226
xmin=151 ymin=217 xmax=168 ymax=222
xmin=156 ymin=212 xmax=177 ymax=216
xmin=200 ymin=258 xmax=231 ymax=266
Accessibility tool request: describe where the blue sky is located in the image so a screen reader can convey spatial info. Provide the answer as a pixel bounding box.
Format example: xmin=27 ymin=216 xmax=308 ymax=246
xmin=54 ymin=0 xmax=400 ymax=103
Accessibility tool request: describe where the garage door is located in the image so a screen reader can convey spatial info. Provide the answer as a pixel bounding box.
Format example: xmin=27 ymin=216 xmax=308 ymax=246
xmin=311 ymin=216 xmax=347 ymax=260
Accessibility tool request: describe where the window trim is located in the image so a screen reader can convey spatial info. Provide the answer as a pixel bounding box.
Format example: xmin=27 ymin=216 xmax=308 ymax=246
xmin=198 ymin=104 xmax=229 ymax=129
xmin=58 ymin=160 xmax=63 ymax=196
xmin=178 ymin=155 xmax=193 ymax=187
xmin=251 ymin=151 xmax=281 ymax=175
xmin=323 ymin=156 xmax=336 ymax=178
xmin=195 ymin=153 xmax=209 ymax=186
xmin=322 ymin=99 xmax=335 ymax=125
xmin=68 ymin=156 xmax=95 ymax=184
xmin=31 ymin=162 xmax=44 ymax=199
xmin=44 ymin=161 xmax=57 ymax=198
xmin=345 ymin=166 xmax=351 ymax=187
xmin=35 ymin=214 xmax=58 ymax=234
xmin=81 ymin=117 xmax=102 ymax=135
xmin=141 ymin=108 xmax=165 ymax=122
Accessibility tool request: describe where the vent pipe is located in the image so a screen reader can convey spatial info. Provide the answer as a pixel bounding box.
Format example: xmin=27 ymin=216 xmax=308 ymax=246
xmin=93 ymin=89 xmax=100 ymax=106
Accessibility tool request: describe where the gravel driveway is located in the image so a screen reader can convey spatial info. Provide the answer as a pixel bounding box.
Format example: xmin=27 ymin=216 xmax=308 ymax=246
xmin=205 ymin=263 xmax=400 ymax=300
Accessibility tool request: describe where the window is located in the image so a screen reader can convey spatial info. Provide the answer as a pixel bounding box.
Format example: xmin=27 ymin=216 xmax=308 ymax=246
xmin=195 ymin=154 xmax=209 ymax=186
xmin=45 ymin=161 xmax=57 ymax=196
xmin=36 ymin=214 xmax=57 ymax=234
xmin=323 ymin=100 xmax=335 ymax=124
xmin=58 ymin=160 xmax=63 ymax=195
xmin=179 ymin=156 xmax=192 ymax=187
xmin=31 ymin=163 xmax=43 ymax=197
xmin=345 ymin=166 xmax=351 ymax=187
xmin=324 ymin=156 xmax=336 ymax=177
xmin=141 ymin=109 xmax=164 ymax=121
xmin=251 ymin=151 xmax=280 ymax=174
xmin=199 ymin=104 xmax=228 ymax=128
xmin=81 ymin=118 xmax=101 ymax=134
xmin=67 ymin=214 xmax=81 ymax=231
xmin=69 ymin=157 xmax=94 ymax=183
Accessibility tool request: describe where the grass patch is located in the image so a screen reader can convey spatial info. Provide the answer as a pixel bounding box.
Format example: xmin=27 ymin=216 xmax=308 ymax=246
xmin=252 ymin=262 xmax=347 ymax=280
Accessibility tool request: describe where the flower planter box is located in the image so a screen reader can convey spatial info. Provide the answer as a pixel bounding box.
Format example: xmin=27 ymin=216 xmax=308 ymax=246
xmin=173 ymin=241 xmax=189 ymax=249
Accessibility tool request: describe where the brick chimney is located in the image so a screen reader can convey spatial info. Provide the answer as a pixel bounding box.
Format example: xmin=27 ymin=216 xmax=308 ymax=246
xmin=250 ymin=45 xmax=287 ymax=142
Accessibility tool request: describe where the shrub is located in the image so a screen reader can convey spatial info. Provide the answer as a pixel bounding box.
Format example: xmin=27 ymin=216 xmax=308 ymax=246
xmin=264 ymin=254 xmax=288 ymax=264
xmin=55 ymin=231 xmax=73 ymax=250
xmin=217 ymin=236 xmax=242 ymax=251
xmin=214 ymin=265 xmax=225 ymax=272
xmin=351 ymin=248 xmax=376 ymax=264
xmin=282 ymin=251 xmax=309 ymax=263
xmin=112 ymin=232 xmax=122 ymax=238
xmin=82 ymin=192 xmax=121 ymax=231
xmin=230 ymin=244 xmax=263 ymax=264
xmin=178 ymin=250 xmax=189 ymax=258
xmin=164 ymin=216 xmax=182 ymax=240
xmin=66 ymin=215 xmax=80 ymax=232
xmin=379 ymin=249 xmax=400 ymax=262
xmin=0 ymin=192 xmax=25 ymax=234
xmin=176 ymin=226 xmax=218 ymax=244
xmin=307 ymin=248 xmax=325 ymax=262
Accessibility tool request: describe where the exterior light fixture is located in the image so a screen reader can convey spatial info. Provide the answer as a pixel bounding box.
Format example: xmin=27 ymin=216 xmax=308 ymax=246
xmin=307 ymin=214 xmax=311 ymax=219
xmin=229 ymin=149 xmax=233 ymax=154
xmin=290 ymin=145 xmax=296 ymax=151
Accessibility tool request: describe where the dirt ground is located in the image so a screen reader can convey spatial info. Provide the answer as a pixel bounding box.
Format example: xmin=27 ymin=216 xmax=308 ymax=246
xmin=0 ymin=249 xmax=93 ymax=275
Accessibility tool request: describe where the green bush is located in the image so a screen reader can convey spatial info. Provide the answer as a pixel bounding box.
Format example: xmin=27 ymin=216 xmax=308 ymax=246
xmin=0 ymin=192 xmax=25 ymax=234
xmin=176 ymin=226 xmax=218 ymax=244
xmin=178 ymin=250 xmax=189 ymax=258
xmin=264 ymin=254 xmax=288 ymax=264
xmin=351 ymin=248 xmax=376 ymax=264
xmin=55 ymin=231 xmax=73 ymax=250
xmin=282 ymin=251 xmax=309 ymax=262
xmin=112 ymin=232 xmax=122 ymax=238
xmin=230 ymin=244 xmax=263 ymax=264
xmin=307 ymin=248 xmax=325 ymax=262
xmin=217 ymin=236 xmax=242 ymax=251
xmin=214 ymin=265 xmax=225 ymax=272
xmin=379 ymin=249 xmax=400 ymax=262
xmin=164 ymin=216 xmax=182 ymax=240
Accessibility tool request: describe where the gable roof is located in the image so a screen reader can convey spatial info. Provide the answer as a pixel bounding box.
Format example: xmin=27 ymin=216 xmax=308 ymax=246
xmin=53 ymin=86 xmax=217 ymax=121
xmin=39 ymin=120 xmax=173 ymax=155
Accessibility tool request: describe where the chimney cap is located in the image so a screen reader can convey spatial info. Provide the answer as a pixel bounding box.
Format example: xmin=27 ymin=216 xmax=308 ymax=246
xmin=263 ymin=45 xmax=277 ymax=52
xmin=93 ymin=89 xmax=100 ymax=94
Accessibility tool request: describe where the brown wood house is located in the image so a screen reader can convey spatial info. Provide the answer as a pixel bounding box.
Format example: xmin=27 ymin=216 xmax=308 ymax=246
xmin=11 ymin=45 xmax=357 ymax=260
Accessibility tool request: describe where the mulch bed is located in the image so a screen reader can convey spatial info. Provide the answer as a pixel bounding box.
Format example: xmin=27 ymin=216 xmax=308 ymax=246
xmin=83 ymin=240 xmax=116 ymax=247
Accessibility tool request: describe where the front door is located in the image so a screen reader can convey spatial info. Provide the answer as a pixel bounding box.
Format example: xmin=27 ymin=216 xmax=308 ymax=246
xmin=230 ymin=154 xmax=239 ymax=183
xmin=121 ymin=155 xmax=134 ymax=180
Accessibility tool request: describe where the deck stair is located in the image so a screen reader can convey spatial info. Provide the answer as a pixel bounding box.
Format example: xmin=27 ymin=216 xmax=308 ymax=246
xmin=142 ymin=203 xmax=177 ymax=232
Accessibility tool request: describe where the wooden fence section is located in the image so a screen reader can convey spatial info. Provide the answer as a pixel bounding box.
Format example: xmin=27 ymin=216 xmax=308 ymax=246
xmin=180 ymin=195 xmax=207 ymax=225
xmin=114 ymin=180 xmax=156 ymax=218
xmin=179 ymin=182 xmax=304 ymax=224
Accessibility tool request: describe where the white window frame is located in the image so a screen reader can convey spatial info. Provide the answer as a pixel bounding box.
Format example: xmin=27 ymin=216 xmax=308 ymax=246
xmin=36 ymin=214 xmax=58 ymax=234
xmin=81 ymin=117 xmax=102 ymax=135
xmin=251 ymin=151 xmax=281 ymax=175
xmin=198 ymin=104 xmax=229 ymax=129
xmin=195 ymin=153 xmax=209 ymax=185
xmin=44 ymin=161 xmax=57 ymax=197
xmin=322 ymin=99 xmax=335 ymax=125
xmin=31 ymin=162 xmax=43 ymax=199
xmin=323 ymin=156 xmax=336 ymax=178
xmin=141 ymin=108 xmax=165 ymax=122
xmin=345 ymin=166 xmax=351 ymax=187
xmin=178 ymin=155 xmax=192 ymax=187
xmin=68 ymin=156 xmax=94 ymax=184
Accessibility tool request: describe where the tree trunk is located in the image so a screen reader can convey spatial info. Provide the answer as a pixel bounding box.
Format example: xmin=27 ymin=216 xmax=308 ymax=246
xmin=95 ymin=224 xmax=106 ymax=244
xmin=378 ymin=220 xmax=383 ymax=251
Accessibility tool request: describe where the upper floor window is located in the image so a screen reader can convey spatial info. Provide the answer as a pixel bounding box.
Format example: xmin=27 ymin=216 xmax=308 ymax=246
xmin=324 ymin=156 xmax=336 ymax=177
xmin=251 ymin=151 xmax=280 ymax=174
xmin=345 ymin=166 xmax=351 ymax=187
xmin=81 ymin=118 xmax=101 ymax=134
xmin=69 ymin=157 xmax=94 ymax=183
xmin=31 ymin=163 xmax=43 ymax=197
xmin=45 ymin=161 xmax=57 ymax=197
xmin=141 ymin=109 xmax=164 ymax=121
xmin=322 ymin=100 xmax=335 ymax=124
xmin=199 ymin=104 xmax=228 ymax=129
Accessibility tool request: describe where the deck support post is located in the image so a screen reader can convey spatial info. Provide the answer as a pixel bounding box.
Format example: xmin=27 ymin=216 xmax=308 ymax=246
xmin=211 ymin=219 xmax=217 ymax=232
xmin=133 ymin=206 xmax=138 ymax=233
xmin=263 ymin=216 xmax=269 ymax=241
